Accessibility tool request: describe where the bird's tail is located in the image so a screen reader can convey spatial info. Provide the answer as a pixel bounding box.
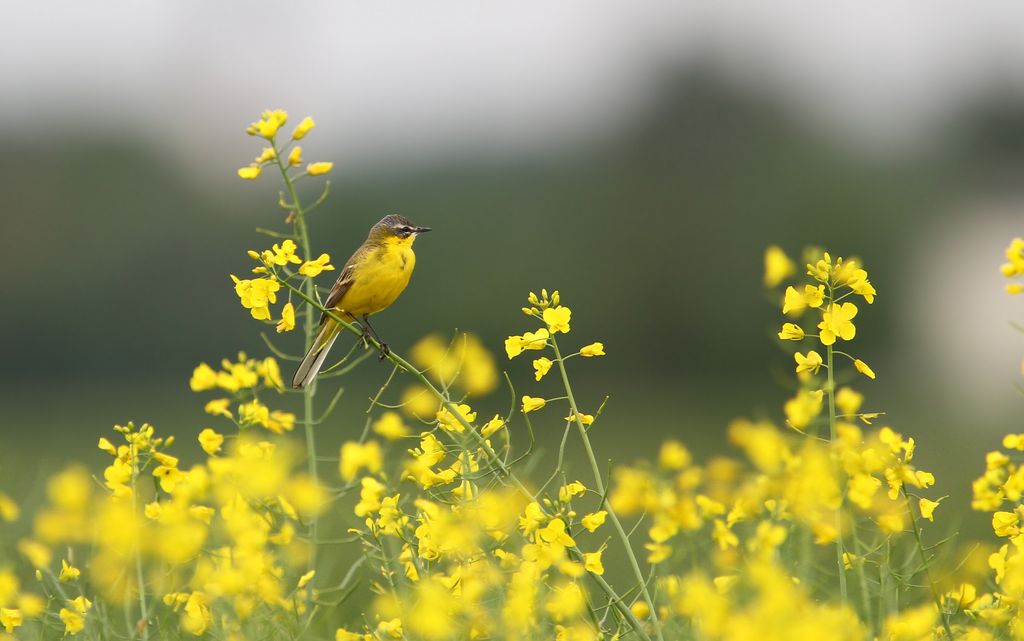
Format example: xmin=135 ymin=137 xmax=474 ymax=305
xmin=291 ymin=320 xmax=341 ymax=389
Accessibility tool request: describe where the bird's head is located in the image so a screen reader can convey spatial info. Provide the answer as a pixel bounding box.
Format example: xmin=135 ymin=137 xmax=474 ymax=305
xmin=369 ymin=214 xmax=432 ymax=245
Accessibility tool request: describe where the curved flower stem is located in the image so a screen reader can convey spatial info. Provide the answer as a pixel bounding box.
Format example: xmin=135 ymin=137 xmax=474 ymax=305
xmin=277 ymin=281 xmax=653 ymax=641
xmin=271 ymin=146 xmax=319 ymax=572
xmin=551 ymin=336 xmax=666 ymax=641
xmin=904 ymin=493 xmax=953 ymax=640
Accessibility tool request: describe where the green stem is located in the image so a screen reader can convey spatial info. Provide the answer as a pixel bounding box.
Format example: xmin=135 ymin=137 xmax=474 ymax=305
xmin=271 ymin=146 xmax=319 ymax=573
xmin=905 ymin=493 xmax=953 ymax=640
xmin=130 ymin=447 xmax=149 ymax=641
xmin=826 ymin=340 xmax=848 ymax=605
xmin=551 ymin=337 xmax=665 ymax=641
xmin=849 ymin=519 xmax=874 ymax=629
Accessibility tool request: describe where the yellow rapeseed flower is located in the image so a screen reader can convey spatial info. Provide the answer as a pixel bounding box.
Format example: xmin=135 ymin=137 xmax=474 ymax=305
xmin=292 ymin=116 xmax=315 ymax=140
xmin=580 ymin=342 xmax=605 ymax=357
xmin=255 ymin=147 xmax=276 ymax=163
xmin=247 ymin=109 xmax=288 ymax=138
xmin=584 ymin=550 xmax=604 ymax=575
xmin=919 ymin=497 xmax=941 ymax=522
xmin=373 ymin=411 xmax=412 ymax=441
xmin=0 ymin=493 xmax=18 ymax=522
xmin=818 ymin=302 xmax=858 ymax=345
xmin=299 ymin=253 xmax=335 ymax=277
xmin=853 ymin=358 xmax=876 ymax=379
xmin=784 ymin=389 xmax=823 ymax=431
xmin=340 ymin=441 xmax=383 ymax=482
xmin=481 ymin=415 xmax=506 ymax=437
xmin=782 ymin=284 xmax=825 ymax=316
xmin=0 ymin=608 xmax=23 ymax=634
xmin=198 ymin=428 xmax=224 ymax=455
xmin=543 ymin=306 xmax=572 ymax=334
xmin=276 ymin=302 xmax=296 ymax=333
xmin=533 ymin=357 xmax=553 ymax=381
xmin=237 ymin=165 xmax=262 ymax=180
xmin=559 ymin=481 xmax=586 ymax=503
xmin=59 ymin=559 xmax=80 ymax=582
xmin=436 ymin=403 xmax=476 ymax=432
xmin=581 ymin=510 xmax=607 ymax=532
xmin=764 ymin=245 xmax=796 ymax=287
xmin=794 ymin=351 xmax=823 ymax=375
xmin=297 ymin=570 xmax=316 ymax=590
xmin=778 ymin=323 xmax=805 ymax=341
xmin=288 ymin=145 xmax=303 ymax=166
xmin=204 ymin=398 xmax=232 ymax=418
xmin=521 ymin=396 xmax=545 ymax=413
xmin=306 ymin=161 xmax=333 ymax=176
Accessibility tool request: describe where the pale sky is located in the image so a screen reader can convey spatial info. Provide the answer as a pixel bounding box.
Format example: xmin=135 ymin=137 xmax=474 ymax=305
xmin=3 ymin=1 xmax=1024 ymax=172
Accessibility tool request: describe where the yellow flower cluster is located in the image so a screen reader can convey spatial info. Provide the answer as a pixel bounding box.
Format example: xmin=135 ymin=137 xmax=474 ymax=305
xmin=239 ymin=110 xmax=332 ymax=180
xmin=1001 ymin=237 xmax=1024 ymax=294
xmin=2 ymin=417 xmax=326 ymax=638
xmin=189 ymin=353 xmax=295 ymax=434
xmin=399 ymin=332 xmax=499 ymax=420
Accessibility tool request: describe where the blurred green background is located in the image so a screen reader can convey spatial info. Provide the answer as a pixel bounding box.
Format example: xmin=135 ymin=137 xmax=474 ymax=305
xmin=3 ymin=3 xmax=1024 ymax=542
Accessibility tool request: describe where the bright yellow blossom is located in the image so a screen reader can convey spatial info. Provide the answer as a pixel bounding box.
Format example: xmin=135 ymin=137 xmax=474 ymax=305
xmin=778 ymin=323 xmax=805 ymax=340
xmin=59 ymin=559 xmax=80 ymax=582
xmin=582 ymin=510 xmax=607 ymax=532
xmin=292 ymin=116 xmax=315 ymax=139
xmin=559 ymin=481 xmax=586 ymax=503
xmin=231 ymin=275 xmax=280 ymax=320
xmin=505 ymin=328 xmax=549 ymax=359
xmin=373 ymin=411 xmax=411 ymax=440
xmin=297 ymin=570 xmax=316 ymax=589
xmin=307 ymin=161 xmax=333 ymax=176
xmin=522 ymin=396 xmax=546 ymax=413
xmin=853 ymin=358 xmax=876 ymax=379
xmin=533 ymin=357 xmax=553 ymax=380
xmin=0 ymin=493 xmax=18 ymax=522
xmin=794 ymin=350 xmax=823 ymax=375
xmin=580 ymin=342 xmax=605 ymax=357
xmin=276 ymin=302 xmax=296 ymax=333
xmin=818 ymin=302 xmax=858 ymax=345
xmin=764 ymin=245 xmax=796 ymax=287
xmin=0 ymin=608 xmax=22 ymax=634
xmin=247 ymin=109 xmax=288 ymax=138
xmin=564 ymin=412 xmax=594 ymax=425
xmin=481 ymin=415 xmax=506 ymax=437
xmin=584 ymin=550 xmax=605 ymax=575
xmin=993 ymin=511 xmax=1019 ymax=538
xmin=919 ymin=497 xmax=941 ymax=521
xmin=288 ymin=146 xmax=303 ymax=166
xmin=784 ymin=389 xmax=823 ymax=431
xmin=436 ymin=403 xmax=476 ymax=432
xmin=204 ymin=398 xmax=232 ymax=418
xmin=543 ymin=306 xmax=572 ymax=334
xmin=783 ymin=284 xmax=825 ymax=315
xmin=299 ymin=253 xmax=335 ymax=277
xmin=198 ymin=428 xmax=224 ymax=455
xmin=340 ymin=441 xmax=383 ymax=481
xmin=237 ymin=165 xmax=262 ymax=180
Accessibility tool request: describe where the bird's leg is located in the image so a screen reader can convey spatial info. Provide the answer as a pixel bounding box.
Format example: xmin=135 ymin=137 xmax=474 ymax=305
xmin=361 ymin=315 xmax=390 ymax=359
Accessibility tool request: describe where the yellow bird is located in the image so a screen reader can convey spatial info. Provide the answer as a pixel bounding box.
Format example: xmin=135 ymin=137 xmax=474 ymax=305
xmin=291 ymin=214 xmax=432 ymax=389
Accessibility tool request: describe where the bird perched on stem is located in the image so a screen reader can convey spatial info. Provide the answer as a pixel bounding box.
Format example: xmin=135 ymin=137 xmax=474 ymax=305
xmin=291 ymin=214 xmax=431 ymax=388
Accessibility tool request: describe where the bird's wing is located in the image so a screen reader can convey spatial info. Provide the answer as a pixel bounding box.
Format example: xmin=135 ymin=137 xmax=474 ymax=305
xmin=318 ymin=244 xmax=369 ymax=325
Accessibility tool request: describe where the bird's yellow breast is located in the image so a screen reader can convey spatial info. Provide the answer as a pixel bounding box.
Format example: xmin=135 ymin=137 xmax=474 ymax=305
xmin=338 ymin=237 xmax=416 ymax=316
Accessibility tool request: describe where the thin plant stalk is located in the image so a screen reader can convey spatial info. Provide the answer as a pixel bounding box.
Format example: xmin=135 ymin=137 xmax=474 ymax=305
xmin=551 ymin=336 xmax=666 ymax=641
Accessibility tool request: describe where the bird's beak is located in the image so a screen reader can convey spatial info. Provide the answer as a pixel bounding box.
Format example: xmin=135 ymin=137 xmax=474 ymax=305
xmin=414 ymin=226 xmax=432 ymax=234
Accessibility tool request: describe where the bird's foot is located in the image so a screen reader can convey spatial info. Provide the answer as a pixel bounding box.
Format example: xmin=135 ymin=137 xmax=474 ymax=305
xmin=377 ymin=343 xmax=390 ymax=361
